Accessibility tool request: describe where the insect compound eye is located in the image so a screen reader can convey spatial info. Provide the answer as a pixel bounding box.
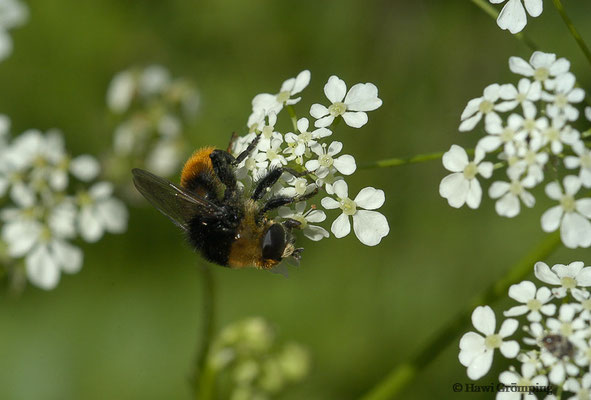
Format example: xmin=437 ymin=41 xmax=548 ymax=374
xmin=262 ymin=224 xmax=286 ymax=261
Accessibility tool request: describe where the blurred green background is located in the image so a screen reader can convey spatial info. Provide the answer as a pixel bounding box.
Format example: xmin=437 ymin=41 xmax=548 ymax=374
xmin=1 ymin=0 xmax=591 ymax=399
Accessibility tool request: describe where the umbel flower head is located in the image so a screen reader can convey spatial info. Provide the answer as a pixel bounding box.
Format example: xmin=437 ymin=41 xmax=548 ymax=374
xmin=104 ymin=65 xmax=200 ymax=189
xmin=233 ymin=70 xmax=389 ymax=249
xmin=441 ymin=51 xmax=591 ymax=249
xmin=0 ymin=121 xmax=128 ymax=290
xmin=458 ymin=259 xmax=591 ymax=398
xmin=206 ymin=317 xmax=310 ymax=399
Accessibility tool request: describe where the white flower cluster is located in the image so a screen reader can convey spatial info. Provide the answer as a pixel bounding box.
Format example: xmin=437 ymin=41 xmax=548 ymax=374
xmin=0 ymin=0 xmax=27 ymax=61
xmin=489 ymin=0 xmax=543 ymax=34
xmin=231 ymin=70 xmax=389 ymax=246
xmin=459 ymin=260 xmax=591 ymax=399
xmin=105 ymin=65 xmax=200 ymax=180
xmin=207 ymin=317 xmax=310 ymax=400
xmin=0 ymin=120 xmax=128 ymax=290
xmin=441 ymin=51 xmax=591 ymax=249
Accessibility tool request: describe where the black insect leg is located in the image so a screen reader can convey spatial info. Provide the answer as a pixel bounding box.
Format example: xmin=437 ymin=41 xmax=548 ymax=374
xmin=251 ymin=167 xmax=312 ymax=201
xmin=234 ymin=134 xmax=260 ymax=165
xmin=210 ymin=150 xmax=238 ymax=190
xmin=258 ymin=186 xmax=319 ymax=217
xmin=282 ymin=218 xmax=302 ymax=230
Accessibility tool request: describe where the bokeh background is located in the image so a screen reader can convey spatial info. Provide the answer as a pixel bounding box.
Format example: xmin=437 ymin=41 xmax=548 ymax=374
xmin=1 ymin=0 xmax=591 ymax=399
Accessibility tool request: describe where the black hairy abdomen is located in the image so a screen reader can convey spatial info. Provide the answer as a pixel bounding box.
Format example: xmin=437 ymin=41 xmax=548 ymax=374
xmin=187 ymin=215 xmax=237 ymax=267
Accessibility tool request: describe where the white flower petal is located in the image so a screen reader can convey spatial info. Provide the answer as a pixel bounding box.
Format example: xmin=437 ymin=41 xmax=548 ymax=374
xmin=344 ymin=83 xmax=382 ymax=111
xmin=330 ymin=213 xmax=351 ymax=238
xmin=352 ymin=210 xmax=389 ymax=246
xmin=442 ymin=145 xmax=468 ymax=172
xmin=534 ymin=262 xmax=561 ymax=285
xmin=467 ymin=350 xmax=494 ymax=380
xmin=333 ymin=154 xmax=356 ymax=175
xmin=508 ymin=280 xmax=536 ymax=303
xmin=342 ymin=111 xmax=368 ymax=128
xmin=472 ymin=305 xmax=496 ymax=336
xmin=70 ymin=155 xmax=100 ymax=181
xmin=26 ymin=245 xmax=60 ymax=290
xmin=324 ymin=75 xmax=347 ymax=103
xmin=354 ymin=187 xmax=385 ymax=210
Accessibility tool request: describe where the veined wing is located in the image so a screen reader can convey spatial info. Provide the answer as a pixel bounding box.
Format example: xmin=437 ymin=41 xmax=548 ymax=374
xmin=132 ymin=168 xmax=223 ymax=231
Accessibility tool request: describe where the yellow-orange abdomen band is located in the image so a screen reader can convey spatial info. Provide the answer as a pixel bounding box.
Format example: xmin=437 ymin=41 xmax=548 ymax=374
xmin=180 ymin=147 xmax=216 ymax=188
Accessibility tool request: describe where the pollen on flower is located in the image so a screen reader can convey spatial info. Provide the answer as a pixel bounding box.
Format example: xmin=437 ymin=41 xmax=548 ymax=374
xmin=509 ymin=181 xmax=522 ymax=195
xmin=485 ymin=334 xmax=502 ymax=350
xmin=276 ymin=91 xmax=291 ymax=103
xmin=328 ymin=102 xmax=347 ymax=117
xmin=560 ymin=276 xmax=577 ymax=289
xmin=318 ymin=154 xmax=333 ymax=168
xmin=463 ymin=162 xmax=478 ymax=179
xmin=526 ymin=298 xmax=542 ymax=311
xmin=534 ymin=67 xmax=549 ymax=81
xmin=340 ymin=197 xmax=357 ymax=216
xmin=560 ymin=195 xmax=576 ymax=212
xmin=478 ymin=100 xmax=494 ymax=114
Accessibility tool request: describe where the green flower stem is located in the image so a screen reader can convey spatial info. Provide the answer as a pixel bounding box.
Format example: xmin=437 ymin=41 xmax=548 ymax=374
xmin=358 ymin=149 xmax=474 ymax=170
xmin=551 ymin=0 xmax=591 ymax=69
xmin=192 ymin=264 xmax=216 ymax=400
xmin=286 ymin=105 xmax=299 ymax=132
xmin=359 ymin=232 xmax=561 ymax=400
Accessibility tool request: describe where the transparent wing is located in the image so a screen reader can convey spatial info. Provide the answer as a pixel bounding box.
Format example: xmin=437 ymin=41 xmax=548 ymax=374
xmin=132 ymin=168 xmax=223 ymax=232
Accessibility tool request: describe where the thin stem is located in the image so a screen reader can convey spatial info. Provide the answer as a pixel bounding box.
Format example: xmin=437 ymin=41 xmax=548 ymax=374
xmin=359 ymin=232 xmax=561 ymax=400
xmin=358 ymin=148 xmax=474 ymax=170
xmin=286 ymin=105 xmax=299 ymax=132
xmin=552 ymin=0 xmax=591 ymax=69
xmin=191 ymin=264 xmax=216 ymax=400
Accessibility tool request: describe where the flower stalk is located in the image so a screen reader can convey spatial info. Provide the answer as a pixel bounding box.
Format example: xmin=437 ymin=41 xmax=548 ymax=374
xmin=359 ymin=232 xmax=561 ymax=400
xmin=192 ymin=264 xmax=216 ymax=400
xmin=551 ymin=0 xmax=591 ymax=70
xmin=358 ymin=149 xmax=474 ymax=170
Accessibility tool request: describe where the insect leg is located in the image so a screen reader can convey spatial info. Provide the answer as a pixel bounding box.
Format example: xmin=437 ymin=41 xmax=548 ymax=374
xmin=210 ymin=150 xmax=238 ymax=191
xmin=234 ymin=134 xmax=260 ymax=165
xmin=258 ymin=186 xmax=319 ymax=216
xmin=251 ymin=167 xmax=312 ymax=201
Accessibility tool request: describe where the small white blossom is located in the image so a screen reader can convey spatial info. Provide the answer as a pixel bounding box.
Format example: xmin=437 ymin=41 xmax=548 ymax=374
xmin=504 ymin=281 xmax=556 ymax=322
xmin=310 ymin=75 xmax=382 ymax=129
xmin=497 ymin=78 xmax=542 ymax=113
xmin=320 ymin=181 xmax=388 ymax=246
xmin=478 ymin=113 xmax=529 ymax=156
xmin=490 ymin=0 xmax=543 ymax=34
xmin=543 ymin=73 xmax=586 ymax=122
xmin=255 ymin=138 xmax=287 ymax=170
xmin=278 ymin=202 xmax=329 ymax=241
xmin=107 ymin=70 xmax=136 ymax=113
xmin=509 ymin=141 xmax=548 ymax=184
xmin=509 ymin=51 xmax=570 ymax=89
xmin=489 ymin=168 xmax=536 ymax=218
xmin=459 ymin=83 xmax=515 ymax=131
xmin=541 ymin=177 xmax=591 ymax=249
xmin=459 ymin=306 xmax=519 ymax=380
xmin=77 ymin=182 xmax=128 ymax=243
xmin=252 ymin=70 xmax=311 ymax=115
xmin=305 ymin=142 xmax=356 ymax=178
xmin=283 ymin=118 xmax=331 ymax=161
xmin=439 ymin=145 xmax=493 ymax=209
xmin=138 ymin=65 xmax=170 ymax=97
xmin=0 ymin=0 xmax=28 ymax=61
xmin=496 ymin=364 xmax=548 ymax=400
xmin=564 ymin=373 xmax=591 ymax=399
xmin=69 ymin=155 xmax=101 ymax=182
xmin=545 ymin=304 xmax=587 ymax=341
xmin=565 ymin=142 xmax=591 ymax=188
xmin=534 ymin=261 xmax=591 ymax=299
